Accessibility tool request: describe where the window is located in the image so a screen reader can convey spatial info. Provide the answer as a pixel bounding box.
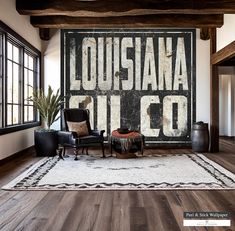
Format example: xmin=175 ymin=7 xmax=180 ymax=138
xmin=0 ymin=21 xmax=41 ymax=135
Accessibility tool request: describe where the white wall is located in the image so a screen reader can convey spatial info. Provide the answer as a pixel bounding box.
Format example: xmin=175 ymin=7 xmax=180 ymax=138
xmin=217 ymin=14 xmax=235 ymax=51
xmin=0 ymin=128 xmax=36 ymax=160
xmin=43 ymin=29 xmax=211 ymax=131
xmin=43 ymin=30 xmax=61 ymax=130
xmin=0 ymin=0 xmax=41 ymax=50
xmin=0 ymin=0 xmax=41 ymax=160
xmin=196 ymin=30 xmax=210 ymax=124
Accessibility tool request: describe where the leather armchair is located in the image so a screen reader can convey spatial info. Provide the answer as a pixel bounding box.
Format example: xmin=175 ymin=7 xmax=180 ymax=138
xmin=58 ymin=108 xmax=105 ymax=160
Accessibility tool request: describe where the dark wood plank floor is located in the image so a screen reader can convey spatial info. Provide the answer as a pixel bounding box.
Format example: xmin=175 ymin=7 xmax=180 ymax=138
xmin=0 ymin=139 xmax=234 ymax=231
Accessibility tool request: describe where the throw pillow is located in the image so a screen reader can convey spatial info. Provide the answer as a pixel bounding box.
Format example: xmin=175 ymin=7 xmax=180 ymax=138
xmin=67 ymin=120 xmax=89 ymax=137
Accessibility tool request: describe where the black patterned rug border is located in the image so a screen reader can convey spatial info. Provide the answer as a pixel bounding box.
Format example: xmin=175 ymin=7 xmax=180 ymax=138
xmin=187 ymin=154 xmax=235 ymax=187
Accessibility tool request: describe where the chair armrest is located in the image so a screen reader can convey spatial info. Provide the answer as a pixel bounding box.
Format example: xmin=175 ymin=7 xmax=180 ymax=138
xmin=90 ymin=130 xmax=105 ymax=137
xmin=58 ymin=131 xmax=78 ymax=145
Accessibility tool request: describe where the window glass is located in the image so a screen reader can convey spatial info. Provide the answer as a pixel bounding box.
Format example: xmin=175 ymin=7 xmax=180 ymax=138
xmin=28 ymin=106 xmax=34 ymax=121
xmin=12 ymin=105 xmax=19 ymax=124
xmin=13 ymin=45 xmax=19 ymax=63
xmin=28 ymin=56 xmax=34 ymax=70
xmin=13 ymin=63 xmax=19 ymax=104
xmin=28 ymin=86 xmax=33 ymax=105
xmin=28 ymin=70 xmax=34 ymax=86
xmin=7 ymin=104 xmax=12 ymax=125
xmin=24 ymin=106 xmax=28 ymax=122
xmin=7 ymin=42 xmax=12 ymax=60
xmin=24 ymin=53 xmax=28 ymax=68
xmin=7 ymin=61 xmax=12 ymax=103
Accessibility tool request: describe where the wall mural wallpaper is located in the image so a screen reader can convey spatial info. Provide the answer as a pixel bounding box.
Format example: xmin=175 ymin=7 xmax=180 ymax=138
xmin=61 ymin=29 xmax=196 ymax=145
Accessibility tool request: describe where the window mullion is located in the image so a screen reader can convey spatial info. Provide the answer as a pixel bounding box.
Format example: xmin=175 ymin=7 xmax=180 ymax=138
xmin=0 ymin=33 xmax=4 ymax=128
xmin=3 ymin=35 xmax=7 ymax=127
xmin=11 ymin=60 xmax=13 ymax=125
xmin=20 ymin=47 xmax=24 ymax=124
xmin=34 ymin=57 xmax=37 ymax=121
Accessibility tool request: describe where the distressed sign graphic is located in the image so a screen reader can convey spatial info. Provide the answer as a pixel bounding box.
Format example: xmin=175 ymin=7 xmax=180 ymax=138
xmin=61 ymin=29 xmax=196 ymax=144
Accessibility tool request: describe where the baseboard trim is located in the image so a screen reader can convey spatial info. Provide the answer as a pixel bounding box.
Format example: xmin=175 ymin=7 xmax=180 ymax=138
xmin=0 ymin=146 xmax=35 ymax=166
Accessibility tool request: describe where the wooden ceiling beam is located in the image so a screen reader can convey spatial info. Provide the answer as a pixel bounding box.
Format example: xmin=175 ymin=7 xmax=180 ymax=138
xmin=30 ymin=14 xmax=223 ymax=28
xmin=16 ymin=0 xmax=235 ymax=17
xmin=39 ymin=28 xmax=50 ymax=40
xmin=200 ymin=28 xmax=210 ymax=40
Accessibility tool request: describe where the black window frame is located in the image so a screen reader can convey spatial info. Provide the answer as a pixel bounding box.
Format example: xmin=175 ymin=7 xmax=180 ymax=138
xmin=0 ymin=21 xmax=41 ymax=135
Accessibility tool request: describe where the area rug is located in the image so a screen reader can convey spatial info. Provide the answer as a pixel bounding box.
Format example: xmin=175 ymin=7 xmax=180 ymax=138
xmin=2 ymin=154 xmax=235 ymax=190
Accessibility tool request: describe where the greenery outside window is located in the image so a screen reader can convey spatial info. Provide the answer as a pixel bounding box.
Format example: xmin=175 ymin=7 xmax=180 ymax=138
xmin=0 ymin=21 xmax=41 ymax=135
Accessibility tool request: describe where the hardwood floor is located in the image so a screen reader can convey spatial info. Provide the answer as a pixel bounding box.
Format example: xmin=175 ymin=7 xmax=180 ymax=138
xmin=0 ymin=139 xmax=234 ymax=231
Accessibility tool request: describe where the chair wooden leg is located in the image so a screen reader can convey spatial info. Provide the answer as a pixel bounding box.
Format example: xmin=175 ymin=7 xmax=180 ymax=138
xmin=109 ymin=136 xmax=113 ymax=157
xmin=141 ymin=136 xmax=145 ymax=156
xmin=63 ymin=146 xmax=69 ymax=158
xmin=81 ymin=147 xmax=88 ymax=155
xmin=57 ymin=147 xmax=64 ymax=160
xmin=74 ymin=148 xmax=79 ymax=160
xmin=101 ymin=142 xmax=105 ymax=158
xmin=63 ymin=146 xmax=66 ymax=157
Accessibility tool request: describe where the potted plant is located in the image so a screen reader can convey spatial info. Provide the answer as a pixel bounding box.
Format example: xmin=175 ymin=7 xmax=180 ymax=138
xmin=28 ymin=85 xmax=64 ymax=156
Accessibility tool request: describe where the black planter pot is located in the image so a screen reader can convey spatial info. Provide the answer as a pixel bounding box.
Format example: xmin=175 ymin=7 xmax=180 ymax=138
xmin=34 ymin=130 xmax=58 ymax=157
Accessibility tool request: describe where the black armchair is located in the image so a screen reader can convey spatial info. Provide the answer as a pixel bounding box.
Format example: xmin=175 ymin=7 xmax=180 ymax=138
xmin=58 ymin=108 xmax=105 ymax=160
